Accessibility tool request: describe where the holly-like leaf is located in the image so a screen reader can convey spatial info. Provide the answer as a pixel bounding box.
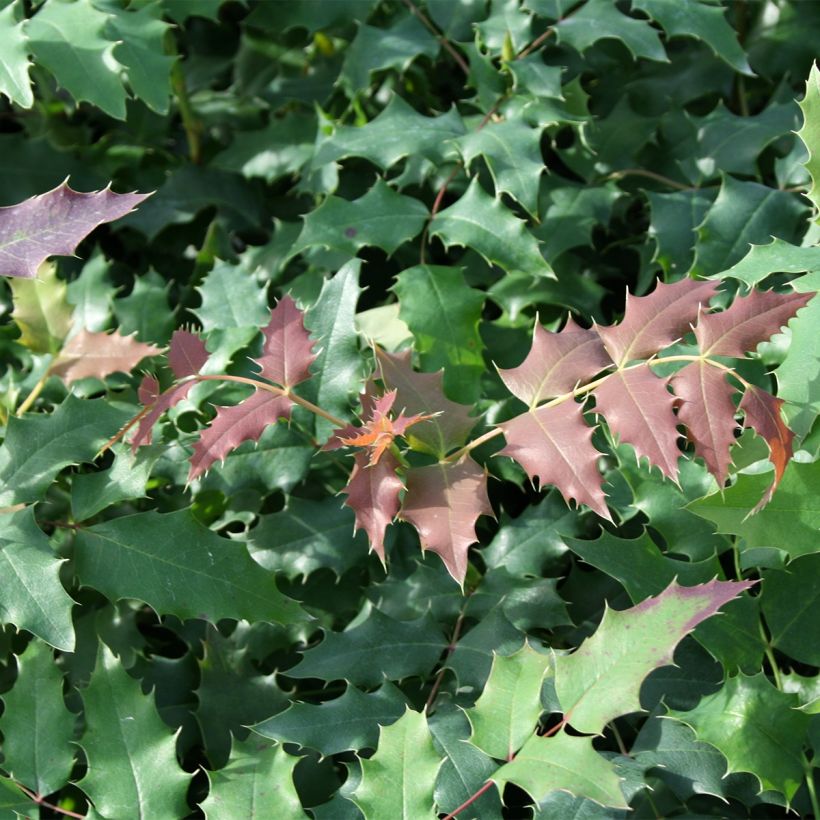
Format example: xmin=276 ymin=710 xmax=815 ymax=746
xmin=254 ymin=294 xmax=317 ymax=388
xmin=201 ymin=740 xmax=306 ymax=820
xmin=131 ymin=378 xmax=195 ymax=450
xmin=8 ymin=260 xmax=73 ymax=354
xmin=288 ymin=179 xmax=428 ymax=259
xmin=466 ymin=643 xmax=552 ymax=761
xmin=314 ymin=95 xmax=465 ymax=170
xmin=193 ymin=260 xmax=269 ymax=332
xmin=694 ymin=288 xmax=813 ymax=357
xmin=253 ymin=683 xmax=408 ymax=755
xmin=716 ymin=238 xmax=820 ymax=287
xmin=739 ymin=385 xmax=795 ymax=510
xmin=0 ymin=181 xmax=150 ymax=279
xmin=0 ymin=2 xmax=33 ymax=108
xmin=350 ymin=708 xmax=443 ymax=820
xmin=668 ymin=673 xmax=810 ymax=801
xmin=498 ymin=317 xmax=610 ymax=405
xmin=595 ymin=278 xmax=718 ymax=365
xmin=73 ymin=510 xmax=307 ymax=625
xmin=797 ymin=61 xmax=820 ymax=218
xmin=287 ymin=609 xmax=447 ymax=686
xmin=400 ymin=457 xmax=493 ymax=584
xmin=393 ymin=265 xmax=486 ymax=402
xmin=429 ymin=177 xmax=553 ymax=278
xmin=50 ymin=329 xmax=161 ymax=384
xmin=188 ymin=390 xmax=292 ymax=481
xmin=498 ymin=401 xmax=611 ymax=520
xmin=671 ymin=361 xmax=738 ymax=486
xmin=376 ymin=348 xmax=477 ymax=457
xmin=342 ymin=451 xmax=403 ymax=562
xmin=594 ymin=365 xmax=681 ymax=480
xmin=0 ymin=395 xmax=132 ymax=506
xmin=554 ymin=579 xmax=754 ymax=734
xmin=78 ymin=644 xmax=190 ymax=818
xmin=0 ymin=639 xmax=75 ymax=796
xmin=168 ymin=329 xmax=208 ymax=379
xmin=648 ymin=189 xmax=717 ymax=277
xmin=493 ymin=732 xmax=628 ymax=809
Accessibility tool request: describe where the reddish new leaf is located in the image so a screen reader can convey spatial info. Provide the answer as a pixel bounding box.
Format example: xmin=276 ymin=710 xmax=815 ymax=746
xmin=739 ymin=385 xmax=795 ymax=512
xmin=400 ymin=457 xmax=492 ymax=584
xmin=596 ymin=279 xmax=718 ymax=365
xmin=0 ymin=181 xmax=151 ymax=279
xmin=131 ymin=377 xmax=194 ymax=451
xmin=498 ymin=317 xmax=611 ymax=405
xmin=376 ymin=349 xmax=476 ymax=457
xmin=694 ymin=289 xmax=813 ymax=357
xmin=498 ymin=401 xmax=611 ymax=520
xmin=254 ymin=294 xmax=316 ymax=388
xmin=188 ymin=390 xmax=292 ymax=481
xmin=671 ymin=361 xmax=738 ymax=486
xmin=594 ymin=365 xmax=681 ymax=480
xmin=342 ymin=450 xmax=404 ymax=563
xmin=51 ymin=329 xmax=160 ymax=385
xmin=168 ymin=329 xmax=208 ymax=378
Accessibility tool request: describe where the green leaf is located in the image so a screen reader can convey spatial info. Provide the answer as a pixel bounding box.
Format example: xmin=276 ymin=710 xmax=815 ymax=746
xmin=691 ymin=176 xmax=808 ymax=276
xmin=66 ymin=251 xmax=115 ymax=333
xmin=457 ymin=119 xmax=545 ymax=217
xmin=0 ymin=2 xmax=33 ymax=108
xmin=0 ymin=395 xmax=132 ymax=506
xmin=303 ymin=259 xmax=364 ymax=438
xmin=688 ymin=460 xmax=820 ymax=558
xmin=9 ymin=261 xmax=73 ymax=354
xmin=253 ymin=683 xmax=407 ymax=755
xmin=554 ymin=579 xmax=752 ymax=734
xmin=466 ymin=642 xmax=552 ymax=761
xmin=555 ymin=0 xmax=667 ymax=62
xmin=761 ymin=554 xmax=820 ymax=666
xmin=493 ymin=732 xmax=628 ymax=809
xmin=0 ymin=776 xmax=36 ymax=815
xmin=713 ymin=238 xmax=820 ymax=286
xmin=201 ymin=740 xmax=306 ymax=820
xmin=429 ymin=177 xmax=553 ymax=278
xmin=287 ymin=608 xmax=447 ymax=686
xmin=668 ymin=673 xmax=810 ymax=801
xmin=393 ymin=265 xmax=485 ymax=402
xmin=797 ymin=61 xmax=820 ymax=219
xmin=78 ymin=644 xmax=190 ymax=817
xmin=314 ymin=95 xmax=465 ymax=171
xmin=114 ymin=270 xmax=175 ymax=343
xmin=289 ymin=180 xmax=428 ymax=260
xmin=340 ymin=14 xmax=438 ymax=93
xmin=0 ymin=639 xmax=75 ymax=795
xmin=27 ymin=0 xmax=128 ymax=119
xmin=73 ymin=509 xmax=307 ymax=625
xmin=648 ymin=189 xmax=716 ymax=277
xmin=632 ymin=0 xmax=752 ymax=74
xmin=194 ymin=261 xmax=270 ymax=332
xmin=508 ymin=55 xmax=563 ymax=101
xmin=350 ymin=708 xmax=443 ymax=819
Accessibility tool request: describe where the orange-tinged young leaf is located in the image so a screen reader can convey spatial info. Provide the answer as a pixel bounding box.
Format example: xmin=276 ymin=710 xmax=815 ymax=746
xmin=400 ymin=457 xmax=492 ymax=584
xmin=671 ymin=361 xmax=738 ymax=486
xmin=739 ymin=385 xmax=795 ymax=512
xmin=498 ymin=317 xmax=610 ymax=405
xmin=594 ymin=365 xmax=681 ymax=480
xmin=498 ymin=402 xmax=611 ymax=520
xmin=595 ymin=278 xmax=718 ymax=365
xmin=342 ymin=450 xmax=404 ymax=563
xmin=51 ymin=329 xmax=160 ymax=384
xmin=255 ymin=294 xmax=317 ymax=388
xmin=694 ymin=289 xmax=814 ymax=357
xmin=168 ymin=329 xmax=208 ymax=378
xmin=188 ymin=390 xmax=292 ymax=481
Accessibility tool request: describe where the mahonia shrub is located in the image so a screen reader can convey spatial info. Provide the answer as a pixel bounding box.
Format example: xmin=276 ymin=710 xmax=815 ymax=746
xmin=0 ymin=1 xmax=820 ymax=818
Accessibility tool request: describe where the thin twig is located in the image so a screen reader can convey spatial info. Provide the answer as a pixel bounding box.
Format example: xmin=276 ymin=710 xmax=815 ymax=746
xmin=401 ymin=0 xmax=469 ymax=76
xmin=16 ymin=783 xmax=85 ymax=819
xmin=600 ymin=168 xmax=696 ymax=191
xmin=425 ymin=606 xmax=469 ymax=714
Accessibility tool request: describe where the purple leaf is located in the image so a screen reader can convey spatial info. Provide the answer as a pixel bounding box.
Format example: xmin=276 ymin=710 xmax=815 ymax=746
xmin=168 ymin=329 xmax=208 ymax=379
xmin=254 ymin=294 xmax=317 ymax=388
xmin=131 ymin=377 xmax=194 ymax=451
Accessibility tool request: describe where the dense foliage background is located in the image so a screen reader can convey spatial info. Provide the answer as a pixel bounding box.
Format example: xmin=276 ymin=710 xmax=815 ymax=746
xmin=1 ymin=0 xmax=820 ymax=817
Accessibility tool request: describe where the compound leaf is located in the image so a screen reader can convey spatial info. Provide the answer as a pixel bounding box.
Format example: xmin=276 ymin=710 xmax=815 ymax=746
xmin=554 ymin=579 xmax=753 ymax=734
xmin=51 ymin=329 xmax=161 ymax=384
xmin=350 ymin=708 xmax=443 ymax=820
xmin=78 ymin=644 xmax=190 ymax=818
xmin=254 ymin=294 xmax=317 ymax=389
xmin=73 ymin=510 xmax=307 ymax=625
xmin=253 ymin=683 xmax=407 ymax=756
xmin=400 ymin=457 xmax=493 ymax=584
xmin=668 ymin=673 xmax=809 ymax=802
xmin=0 ymin=181 xmax=150 ymax=280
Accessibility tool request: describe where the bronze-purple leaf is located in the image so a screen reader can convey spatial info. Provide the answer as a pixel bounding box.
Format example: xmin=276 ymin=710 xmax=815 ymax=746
xmin=131 ymin=377 xmax=194 ymax=451
xmin=168 ymin=329 xmax=208 ymax=379
xmin=596 ymin=278 xmax=718 ymax=365
xmin=254 ymin=294 xmax=317 ymax=388
xmin=51 ymin=329 xmax=161 ymax=385
xmin=499 ymin=401 xmax=611 ymax=520
xmin=0 ymin=181 xmax=151 ymax=279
